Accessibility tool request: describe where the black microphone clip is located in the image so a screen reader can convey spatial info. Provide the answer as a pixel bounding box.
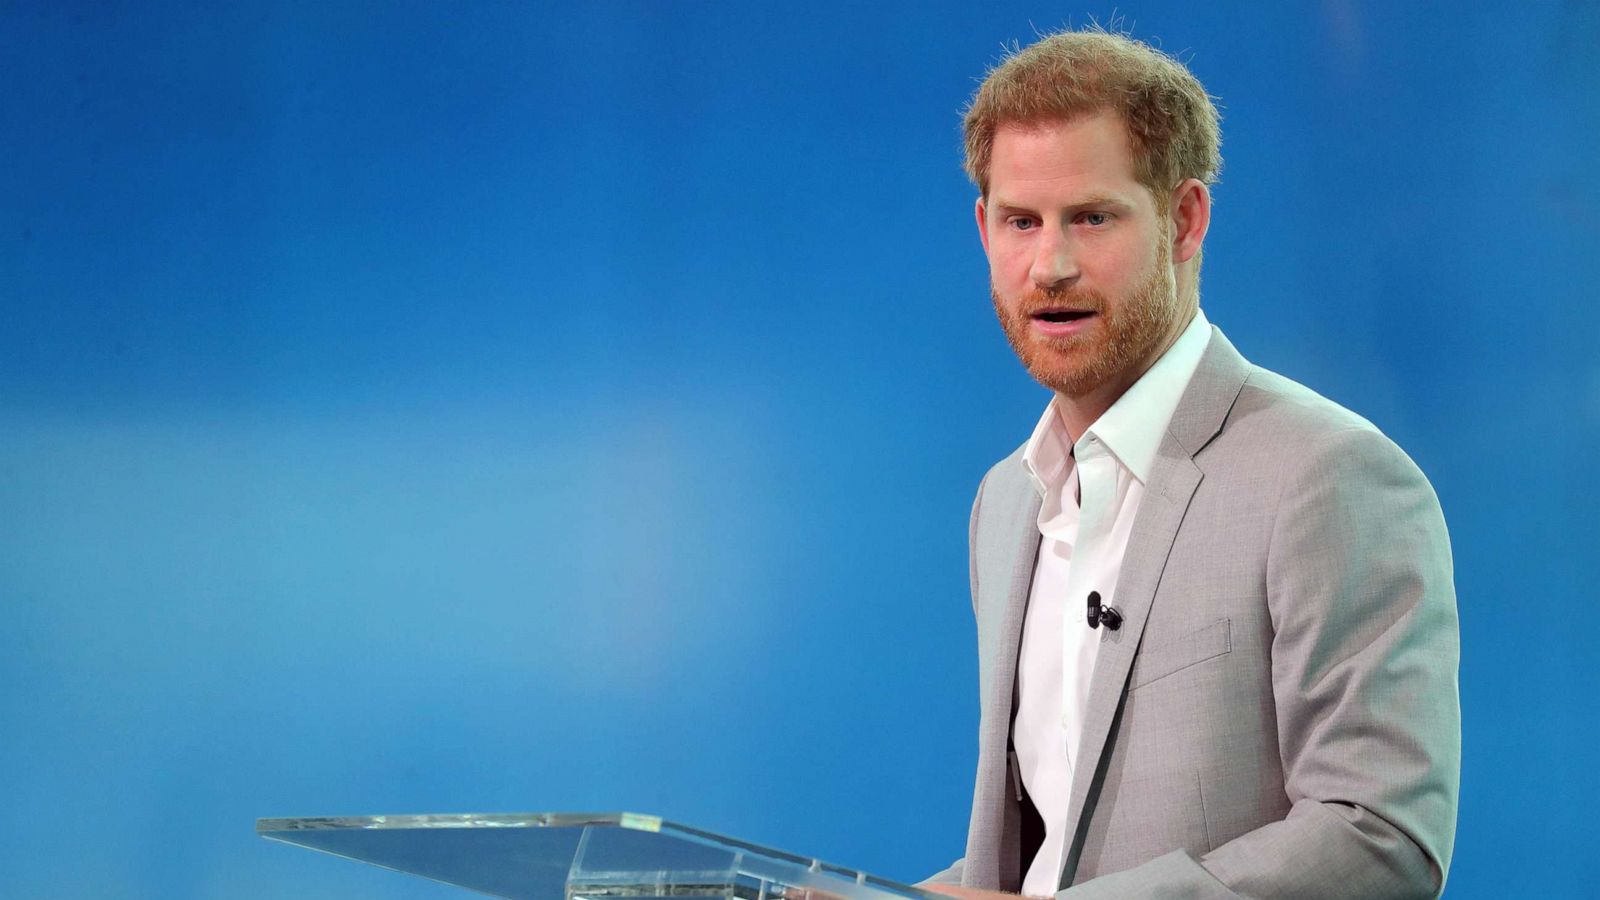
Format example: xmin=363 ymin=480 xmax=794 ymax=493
xmin=1087 ymin=590 xmax=1123 ymax=631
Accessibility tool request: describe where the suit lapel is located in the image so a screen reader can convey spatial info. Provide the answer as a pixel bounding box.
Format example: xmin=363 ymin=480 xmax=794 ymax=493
xmin=1056 ymin=328 xmax=1253 ymax=887
xmin=960 ymin=451 xmax=1049 ymax=883
xmin=1056 ymin=448 xmax=1202 ymax=884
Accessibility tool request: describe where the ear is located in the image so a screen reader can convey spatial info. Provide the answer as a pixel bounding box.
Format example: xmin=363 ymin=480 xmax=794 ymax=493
xmin=1168 ymin=179 xmax=1211 ymax=264
xmin=974 ymin=195 xmax=991 ymax=255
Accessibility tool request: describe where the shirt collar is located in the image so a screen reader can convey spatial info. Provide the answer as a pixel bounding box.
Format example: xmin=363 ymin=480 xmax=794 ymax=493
xmin=1022 ymin=308 xmax=1212 ymax=495
xmin=1021 ymin=392 xmax=1073 ymax=498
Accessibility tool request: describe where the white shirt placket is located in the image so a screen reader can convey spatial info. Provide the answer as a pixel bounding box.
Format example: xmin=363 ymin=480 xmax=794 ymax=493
xmin=1062 ymin=435 xmax=1115 ymax=773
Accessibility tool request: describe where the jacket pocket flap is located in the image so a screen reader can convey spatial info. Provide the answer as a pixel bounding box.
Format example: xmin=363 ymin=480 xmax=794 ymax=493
xmin=1130 ymin=617 xmax=1231 ymax=690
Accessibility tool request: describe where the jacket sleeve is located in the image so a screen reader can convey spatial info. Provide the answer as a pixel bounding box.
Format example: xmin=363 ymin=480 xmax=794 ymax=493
xmin=1060 ymin=426 xmax=1460 ymax=900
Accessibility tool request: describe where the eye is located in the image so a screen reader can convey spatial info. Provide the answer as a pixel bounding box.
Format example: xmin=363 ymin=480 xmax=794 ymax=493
xmin=1079 ymin=211 xmax=1111 ymax=227
xmin=1007 ymin=216 xmax=1038 ymax=232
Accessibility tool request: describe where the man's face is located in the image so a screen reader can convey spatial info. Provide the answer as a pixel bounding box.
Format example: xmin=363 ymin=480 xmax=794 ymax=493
xmin=977 ymin=113 xmax=1184 ymax=400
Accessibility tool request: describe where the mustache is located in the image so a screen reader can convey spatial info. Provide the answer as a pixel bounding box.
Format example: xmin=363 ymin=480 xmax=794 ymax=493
xmin=1014 ymin=284 xmax=1108 ymax=316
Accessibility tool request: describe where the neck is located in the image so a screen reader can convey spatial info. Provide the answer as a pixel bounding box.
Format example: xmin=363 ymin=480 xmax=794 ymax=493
xmin=1052 ymin=304 xmax=1197 ymax=443
xmin=1052 ymin=385 xmax=1127 ymax=446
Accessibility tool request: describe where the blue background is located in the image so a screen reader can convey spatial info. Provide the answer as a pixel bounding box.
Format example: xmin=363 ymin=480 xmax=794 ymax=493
xmin=3 ymin=2 xmax=1596 ymax=897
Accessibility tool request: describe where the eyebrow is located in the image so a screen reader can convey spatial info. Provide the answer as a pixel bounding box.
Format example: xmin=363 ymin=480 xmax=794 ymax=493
xmin=991 ymin=196 xmax=1136 ymax=214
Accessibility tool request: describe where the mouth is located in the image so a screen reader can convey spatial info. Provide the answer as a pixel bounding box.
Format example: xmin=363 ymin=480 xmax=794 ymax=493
xmin=1032 ymin=309 xmax=1096 ymax=323
xmin=1028 ymin=307 xmax=1098 ymax=338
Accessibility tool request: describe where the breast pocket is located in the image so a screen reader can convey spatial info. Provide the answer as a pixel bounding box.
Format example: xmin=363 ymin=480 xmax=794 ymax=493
xmin=1130 ymin=618 xmax=1232 ymax=691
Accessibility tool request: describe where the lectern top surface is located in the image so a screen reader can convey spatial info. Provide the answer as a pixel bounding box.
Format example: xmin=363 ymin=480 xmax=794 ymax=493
xmin=259 ymin=812 xmax=669 ymax=836
xmin=257 ymin=811 xmax=934 ymax=900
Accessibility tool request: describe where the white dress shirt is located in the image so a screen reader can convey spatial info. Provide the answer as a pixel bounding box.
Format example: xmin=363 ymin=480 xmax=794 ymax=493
xmin=1015 ymin=309 xmax=1213 ymax=896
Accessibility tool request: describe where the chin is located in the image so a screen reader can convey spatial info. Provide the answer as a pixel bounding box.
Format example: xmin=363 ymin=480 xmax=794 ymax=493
xmin=1025 ymin=363 xmax=1102 ymax=398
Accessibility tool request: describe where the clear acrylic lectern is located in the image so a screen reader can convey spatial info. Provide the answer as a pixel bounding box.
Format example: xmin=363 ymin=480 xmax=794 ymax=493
xmin=257 ymin=812 xmax=936 ymax=900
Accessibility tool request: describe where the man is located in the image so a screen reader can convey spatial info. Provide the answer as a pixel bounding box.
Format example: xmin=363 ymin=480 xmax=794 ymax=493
xmin=923 ymin=29 xmax=1460 ymax=899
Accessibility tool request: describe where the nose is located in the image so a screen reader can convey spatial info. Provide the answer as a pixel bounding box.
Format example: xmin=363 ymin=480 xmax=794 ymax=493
xmin=1028 ymin=224 xmax=1078 ymax=289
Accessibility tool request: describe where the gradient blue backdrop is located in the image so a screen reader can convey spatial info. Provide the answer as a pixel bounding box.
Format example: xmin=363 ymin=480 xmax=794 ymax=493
xmin=3 ymin=2 xmax=1596 ymax=897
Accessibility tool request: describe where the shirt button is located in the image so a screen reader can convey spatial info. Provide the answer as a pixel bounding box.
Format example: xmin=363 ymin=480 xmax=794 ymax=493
xmin=1061 ymin=714 xmax=1072 ymax=728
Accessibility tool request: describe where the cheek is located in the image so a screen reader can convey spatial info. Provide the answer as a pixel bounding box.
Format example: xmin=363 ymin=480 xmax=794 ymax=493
xmin=991 ymin=243 xmax=1031 ymax=283
xmin=1085 ymin=241 xmax=1154 ymax=284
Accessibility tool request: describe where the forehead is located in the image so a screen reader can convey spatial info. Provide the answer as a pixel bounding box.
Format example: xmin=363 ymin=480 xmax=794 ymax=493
xmin=988 ymin=113 xmax=1145 ymax=203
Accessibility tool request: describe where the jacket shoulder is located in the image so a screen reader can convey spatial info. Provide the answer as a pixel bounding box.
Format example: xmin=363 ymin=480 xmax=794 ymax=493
xmin=1213 ymin=364 xmax=1440 ymax=509
xmin=1232 ymin=366 xmax=1381 ymax=440
xmin=1225 ymin=365 xmax=1409 ymax=456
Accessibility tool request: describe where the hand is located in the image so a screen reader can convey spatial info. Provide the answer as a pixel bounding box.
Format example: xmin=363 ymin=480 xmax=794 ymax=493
xmin=922 ymin=886 xmax=1031 ymax=900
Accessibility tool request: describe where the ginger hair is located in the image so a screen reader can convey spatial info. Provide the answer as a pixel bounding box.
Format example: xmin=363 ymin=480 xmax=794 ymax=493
xmin=963 ymin=28 xmax=1222 ymax=209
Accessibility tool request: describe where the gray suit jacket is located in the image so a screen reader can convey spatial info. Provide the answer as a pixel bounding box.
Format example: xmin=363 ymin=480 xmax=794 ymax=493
xmin=930 ymin=328 xmax=1460 ymax=898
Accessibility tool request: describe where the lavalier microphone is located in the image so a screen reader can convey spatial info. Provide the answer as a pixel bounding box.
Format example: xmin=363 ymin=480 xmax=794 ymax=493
xmin=1087 ymin=590 xmax=1123 ymax=630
